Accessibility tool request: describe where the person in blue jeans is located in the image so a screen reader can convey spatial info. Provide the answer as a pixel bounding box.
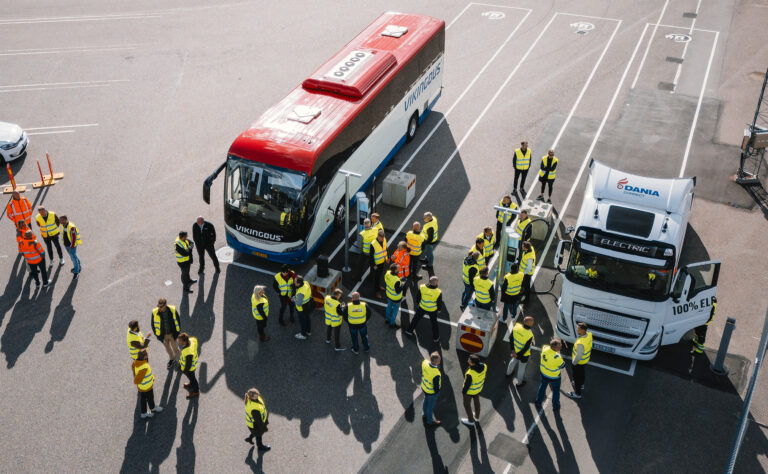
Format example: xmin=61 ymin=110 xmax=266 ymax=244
xmin=343 ymin=292 xmax=370 ymax=354
xmin=421 ymin=351 xmax=442 ymax=427
xmin=460 ymin=251 xmax=481 ymax=311
xmin=384 ymin=263 xmax=405 ymax=327
xmin=535 ymin=339 xmax=565 ymax=412
xmin=59 ymin=215 xmax=82 ymax=276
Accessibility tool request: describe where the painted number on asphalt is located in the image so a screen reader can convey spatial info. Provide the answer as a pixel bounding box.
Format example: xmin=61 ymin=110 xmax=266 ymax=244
xmin=481 ymin=11 xmax=505 ymax=20
xmin=570 ymin=22 xmax=595 ymax=35
xmin=665 ymin=33 xmax=692 ymax=43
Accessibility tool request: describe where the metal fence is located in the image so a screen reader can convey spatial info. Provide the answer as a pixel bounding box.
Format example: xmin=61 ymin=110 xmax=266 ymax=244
xmin=726 ymin=307 xmax=768 ymax=473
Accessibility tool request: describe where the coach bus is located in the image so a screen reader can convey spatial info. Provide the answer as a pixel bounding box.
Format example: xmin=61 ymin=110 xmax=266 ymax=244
xmin=203 ymin=12 xmax=445 ymax=263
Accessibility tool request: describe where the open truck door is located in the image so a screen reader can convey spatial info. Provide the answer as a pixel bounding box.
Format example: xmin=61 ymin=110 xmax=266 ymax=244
xmin=662 ymin=260 xmax=720 ymax=345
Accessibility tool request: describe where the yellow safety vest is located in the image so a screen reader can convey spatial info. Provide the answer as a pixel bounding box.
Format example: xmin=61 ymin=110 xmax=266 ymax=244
xmin=512 ymin=322 xmax=533 ymax=357
xmin=422 ymin=217 xmax=439 ymax=243
xmin=385 ymin=272 xmax=403 ymax=301
xmin=476 ymin=232 xmax=495 ymax=258
xmin=540 ymin=345 xmax=564 ymax=378
xmin=406 ymin=231 xmax=425 ymax=256
xmin=175 ymin=238 xmax=190 ymax=263
xmin=521 ymin=249 xmax=536 ymax=275
xmin=324 ymin=295 xmax=342 ymax=327
xmin=496 ymin=200 xmax=518 ymax=224
xmin=126 ymin=329 xmax=145 ymax=360
xmin=64 ymin=222 xmax=82 ymax=246
xmin=504 ymin=272 xmax=524 ymax=296
xmin=36 ymin=212 xmax=59 ymax=237
xmin=464 ymin=364 xmax=487 ymax=396
xmin=468 ymin=246 xmax=486 ymax=267
xmin=515 ymin=147 xmax=531 ymax=170
xmin=572 ymin=331 xmax=592 ymax=365
xmin=274 ymin=273 xmax=293 ymax=296
xmin=252 ymin=294 xmax=269 ymax=321
xmin=294 ymin=282 xmax=313 ymax=310
xmin=421 ymin=359 xmax=441 ymax=394
xmin=473 ymin=276 xmax=493 ymax=304
xmin=180 ymin=337 xmax=198 ymax=372
xmin=245 ymin=397 xmax=267 ymax=428
xmin=371 ymin=238 xmax=387 ymax=265
xmin=360 ymin=227 xmax=377 ymax=254
xmin=134 ymin=361 xmax=154 ymax=391
xmin=347 ymin=302 xmax=367 ymax=325
xmin=419 ymin=285 xmax=442 ymax=312
xmin=373 ymin=220 xmax=384 ymax=233
xmin=152 ymin=305 xmax=180 ymax=336
xmin=538 ymin=156 xmax=558 ymax=180
xmin=516 ymin=217 xmax=531 ymax=238
xmin=462 ymin=258 xmax=479 ymax=285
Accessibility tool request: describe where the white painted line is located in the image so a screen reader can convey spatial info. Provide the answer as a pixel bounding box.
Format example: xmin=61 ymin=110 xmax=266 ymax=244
xmin=469 ymin=2 xmax=532 ymax=10
xmin=26 ymin=130 xmax=76 ymax=136
xmin=0 ymin=80 xmax=129 ymax=94
xmin=555 ymin=12 xmax=622 ymax=22
xmin=629 ymin=359 xmax=637 ymax=376
xmin=522 ymin=395 xmax=551 ymax=445
xmin=26 ymin=124 xmax=98 ymax=131
xmin=529 ymin=24 xmax=651 ymax=286
xmin=525 ymin=345 xmax=634 ymax=376
xmin=359 ymin=296 xmax=461 ymax=328
xmin=654 ymin=23 xmax=718 ymax=34
xmin=327 ymin=6 xmax=533 ymax=261
xmin=671 ymin=0 xmax=702 ymax=93
xmin=631 ymin=0 xmax=670 ymax=89
xmin=227 ymin=260 xmax=273 ymax=276
xmin=0 ymin=45 xmax=141 ymax=56
xmin=0 ymin=13 xmax=162 ymax=25
xmin=0 ymin=84 xmax=114 ymax=93
xmin=446 ymin=2 xmax=474 ymax=29
xmin=350 ymin=12 xmax=561 ymax=293
xmin=679 ymin=31 xmax=718 ymax=177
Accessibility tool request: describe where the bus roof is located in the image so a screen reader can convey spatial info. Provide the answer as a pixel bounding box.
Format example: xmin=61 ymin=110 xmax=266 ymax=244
xmin=228 ymin=12 xmax=445 ymax=175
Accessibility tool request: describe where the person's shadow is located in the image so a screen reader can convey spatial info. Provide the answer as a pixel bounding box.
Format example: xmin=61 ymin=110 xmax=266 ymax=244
xmin=175 ymin=400 xmax=198 ymax=474
xmin=244 ymin=446 xmax=265 ymax=473
xmin=425 ymin=425 xmax=448 ymax=474
xmin=45 ymin=277 xmax=78 ymax=353
xmin=467 ymin=422 xmax=492 ymax=472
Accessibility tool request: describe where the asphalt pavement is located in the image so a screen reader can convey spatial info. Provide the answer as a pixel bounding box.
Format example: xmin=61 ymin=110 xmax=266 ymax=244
xmin=0 ymin=0 xmax=767 ymax=472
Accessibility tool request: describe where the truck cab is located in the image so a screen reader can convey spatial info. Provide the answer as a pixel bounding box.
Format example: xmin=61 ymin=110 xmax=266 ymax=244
xmin=555 ymin=160 xmax=719 ymax=360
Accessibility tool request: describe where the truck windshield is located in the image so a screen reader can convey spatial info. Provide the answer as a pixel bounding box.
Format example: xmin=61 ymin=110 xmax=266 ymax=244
xmin=225 ymin=156 xmax=316 ymax=241
xmin=565 ymin=242 xmax=672 ymax=301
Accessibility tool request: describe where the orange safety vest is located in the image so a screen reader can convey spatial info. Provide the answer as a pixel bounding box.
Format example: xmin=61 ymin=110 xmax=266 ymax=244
xmin=392 ymin=248 xmax=410 ymax=278
xmin=6 ymin=197 xmax=32 ymax=225
xmin=18 ymin=237 xmax=44 ymax=264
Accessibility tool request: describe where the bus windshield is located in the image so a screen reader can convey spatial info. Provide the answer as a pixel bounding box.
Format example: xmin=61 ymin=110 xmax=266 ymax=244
xmin=565 ymin=242 xmax=672 ymax=301
xmin=225 ymin=156 xmax=315 ymax=241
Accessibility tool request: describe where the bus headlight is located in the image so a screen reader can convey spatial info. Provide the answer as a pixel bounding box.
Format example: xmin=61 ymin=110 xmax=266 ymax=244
xmin=639 ymin=331 xmax=661 ymax=354
xmin=557 ymin=308 xmax=570 ymax=335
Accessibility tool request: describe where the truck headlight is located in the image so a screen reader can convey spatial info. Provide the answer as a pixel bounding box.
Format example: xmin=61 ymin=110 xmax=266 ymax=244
xmin=639 ymin=331 xmax=661 ymax=354
xmin=557 ymin=308 xmax=570 ymax=335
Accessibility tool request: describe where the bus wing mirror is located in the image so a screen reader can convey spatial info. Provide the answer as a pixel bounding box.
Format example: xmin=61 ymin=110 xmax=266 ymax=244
xmin=202 ymin=162 xmax=227 ymax=205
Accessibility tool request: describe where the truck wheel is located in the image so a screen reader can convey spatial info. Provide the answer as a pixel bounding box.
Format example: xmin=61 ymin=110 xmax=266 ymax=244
xmin=406 ymin=112 xmax=419 ymax=143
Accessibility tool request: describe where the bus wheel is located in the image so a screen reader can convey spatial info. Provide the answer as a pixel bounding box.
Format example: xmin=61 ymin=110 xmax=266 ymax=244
xmin=406 ymin=112 xmax=419 ymax=143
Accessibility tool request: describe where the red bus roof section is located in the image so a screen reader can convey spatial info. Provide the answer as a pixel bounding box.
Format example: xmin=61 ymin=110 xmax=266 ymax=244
xmin=228 ymin=12 xmax=444 ymax=176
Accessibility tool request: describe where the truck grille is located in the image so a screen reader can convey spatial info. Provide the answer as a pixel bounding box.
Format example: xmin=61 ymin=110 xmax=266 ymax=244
xmin=572 ymin=303 xmax=648 ymax=350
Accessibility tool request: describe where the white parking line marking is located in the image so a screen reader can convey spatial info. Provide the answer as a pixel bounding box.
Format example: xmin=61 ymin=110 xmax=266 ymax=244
xmin=670 ymin=0 xmax=702 ymax=93
xmin=228 ymin=260 xmax=273 ymax=276
xmin=0 ymin=80 xmax=129 ymax=93
xmin=0 ymin=13 xmax=162 ymax=25
xmin=26 ymin=130 xmax=76 ymax=136
xmin=469 ymin=2 xmax=531 ymax=10
xmin=654 ymin=22 xmax=718 ymax=33
xmin=629 ymin=359 xmax=637 ymax=376
xmin=521 ymin=397 xmax=551 ymax=445
xmin=556 ymin=12 xmax=622 ymax=21
xmin=26 ymin=124 xmax=99 ymax=131
xmin=0 ymin=45 xmax=141 ymax=56
xmin=328 ymin=5 xmax=533 ymax=261
xmin=631 ymin=0 xmax=670 ymax=89
xmin=530 ymin=23 xmax=650 ymax=285
xmin=446 ymin=3 xmax=474 ymax=29
xmin=679 ymin=31 xmax=718 ymax=177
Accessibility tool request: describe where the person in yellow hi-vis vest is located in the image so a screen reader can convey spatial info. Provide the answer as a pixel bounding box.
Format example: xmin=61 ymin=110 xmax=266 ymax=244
xmin=421 ymin=352 xmax=442 ymax=427
xmin=244 ymin=388 xmax=270 ymax=451
xmin=132 ymin=350 xmax=163 ymax=419
xmin=460 ymin=354 xmax=487 ymax=427
xmin=174 ymin=230 xmax=196 ymax=293
xmin=406 ymin=221 xmax=425 ymax=281
xmin=35 ymin=206 xmax=64 ymax=265
xmin=343 ymin=292 xmax=370 ymax=354
xmin=359 ymin=219 xmax=377 ymax=278
xmin=513 ymin=141 xmax=532 ymax=195
xmin=324 ymin=289 xmax=345 ymax=351
xmin=535 ymin=339 xmax=565 ymax=412
xmin=537 ymin=149 xmax=558 ymax=202
xmin=291 ymin=276 xmax=314 ymax=340
xmin=178 ymin=332 xmax=200 ymax=399
xmin=252 ymin=285 xmax=270 ymax=342
xmin=495 ymin=195 xmax=517 ymax=250
xmin=566 ymin=322 xmax=592 ymax=400
xmin=405 ymin=276 xmax=443 ymax=344
xmin=370 ymin=230 xmax=388 ymax=299
xmin=58 ymin=215 xmax=82 ymax=277
xmin=127 ymin=320 xmax=150 ymax=360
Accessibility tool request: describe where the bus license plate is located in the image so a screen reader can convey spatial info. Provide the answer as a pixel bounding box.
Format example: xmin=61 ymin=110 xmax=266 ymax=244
xmin=593 ymin=343 xmax=615 ymax=353
xmin=253 ymin=251 xmax=268 ymax=259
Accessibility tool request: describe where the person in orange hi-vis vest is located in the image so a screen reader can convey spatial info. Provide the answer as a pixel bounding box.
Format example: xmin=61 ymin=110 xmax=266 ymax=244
xmin=6 ymin=191 xmax=32 ymax=227
xmin=18 ymin=230 xmax=49 ymax=287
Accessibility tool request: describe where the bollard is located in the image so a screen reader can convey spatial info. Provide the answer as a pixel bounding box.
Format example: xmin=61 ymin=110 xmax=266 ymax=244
xmin=37 ymin=160 xmax=45 ymax=183
xmin=711 ymin=317 xmax=736 ymax=375
xmin=7 ymin=163 xmax=16 ymax=190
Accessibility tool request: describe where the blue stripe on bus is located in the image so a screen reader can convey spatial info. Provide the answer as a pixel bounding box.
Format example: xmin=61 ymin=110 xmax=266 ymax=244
xmin=227 ymin=89 xmax=443 ymax=264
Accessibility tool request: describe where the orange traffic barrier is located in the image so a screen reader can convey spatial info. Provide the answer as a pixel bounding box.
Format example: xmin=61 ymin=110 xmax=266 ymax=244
xmin=32 ymin=152 xmax=64 ymax=189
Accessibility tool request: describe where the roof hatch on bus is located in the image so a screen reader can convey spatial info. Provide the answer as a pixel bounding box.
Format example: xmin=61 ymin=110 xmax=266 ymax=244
xmin=302 ymin=49 xmax=397 ymax=100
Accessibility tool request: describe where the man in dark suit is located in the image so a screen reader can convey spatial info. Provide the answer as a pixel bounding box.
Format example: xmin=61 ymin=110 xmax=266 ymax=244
xmin=192 ymin=216 xmax=220 ymax=274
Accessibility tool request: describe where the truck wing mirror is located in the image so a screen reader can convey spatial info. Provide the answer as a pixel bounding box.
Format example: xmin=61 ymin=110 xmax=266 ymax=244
xmin=555 ymin=239 xmax=571 ymax=272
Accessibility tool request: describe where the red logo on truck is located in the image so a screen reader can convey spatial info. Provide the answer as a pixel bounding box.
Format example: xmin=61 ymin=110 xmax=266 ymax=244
xmin=617 ymin=177 xmax=628 ymax=189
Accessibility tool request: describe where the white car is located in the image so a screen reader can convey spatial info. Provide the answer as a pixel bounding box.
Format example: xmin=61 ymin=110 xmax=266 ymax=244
xmin=0 ymin=121 xmax=28 ymax=164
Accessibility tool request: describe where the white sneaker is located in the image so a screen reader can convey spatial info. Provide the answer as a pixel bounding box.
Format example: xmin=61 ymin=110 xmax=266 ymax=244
xmin=48 ymin=260 xmax=53 ymax=268
xmin=144 ymin=412 xmax=154 ymax=418
xmin=152 ymin=406 xmax=164 ymax=413
xmin=140 ymin=413 xmax=149 ymax=419
xmin=295 ymin=333 xmax=307 ymax=340
xmin=59 ymin=260 xmax=65 ymax=266
xmin=461 ymin=418 xmax=476 ymax=427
